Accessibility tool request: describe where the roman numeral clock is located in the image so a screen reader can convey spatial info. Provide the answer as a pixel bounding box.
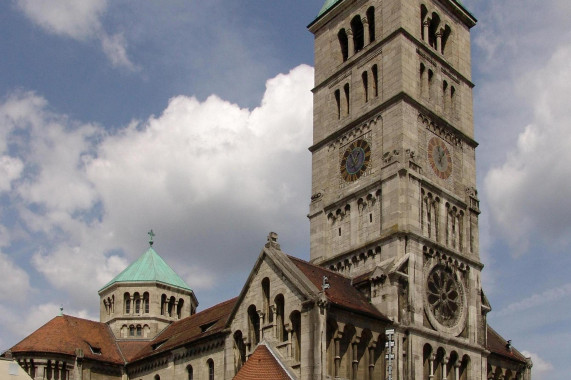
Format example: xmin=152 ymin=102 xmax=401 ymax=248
xmin=428 ymin=136 xmax=452 ymax=179
xmin=340 ymin=138 xmax=372 ymax=182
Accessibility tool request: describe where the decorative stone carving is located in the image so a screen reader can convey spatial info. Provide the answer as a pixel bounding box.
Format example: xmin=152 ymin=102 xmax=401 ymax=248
xmin=423 ymin=263 xmax=466 ymax=336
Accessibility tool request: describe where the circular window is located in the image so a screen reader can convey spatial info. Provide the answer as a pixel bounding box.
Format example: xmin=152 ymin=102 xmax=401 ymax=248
xmin=424 ymin=265 xmax=466 ymax=336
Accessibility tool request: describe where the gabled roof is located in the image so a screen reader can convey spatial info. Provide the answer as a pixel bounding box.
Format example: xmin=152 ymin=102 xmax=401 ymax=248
xmin=487 ymin=326 xmax=528 ymax=364
xmin=10 ymin=315 xmax=123 ymax=364
xmin=289 ymin=256 xmax=390 ymax=321
xmin=100 ymin=247 xmax=191 ymax=292
xmin=128 ymin=297 xmax=237 ymax=362
xmin=233 ymin=344 xmax=293 ymax=380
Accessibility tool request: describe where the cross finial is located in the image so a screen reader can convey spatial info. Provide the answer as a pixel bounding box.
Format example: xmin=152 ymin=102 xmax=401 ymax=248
xmin=59 ymin=305 xmax=64 ymax=316
xmin=148 ymin=230 xmax=155 ymax=246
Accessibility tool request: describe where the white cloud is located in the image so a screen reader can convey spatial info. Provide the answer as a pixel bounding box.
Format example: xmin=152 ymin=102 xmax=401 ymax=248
xmin=0 ymin=156 xmax=23 ymax=192
xmin=0 ymin=65 xmax=313 ymax=314
xmin=520 ymin=351 xmax=553 ymax=378
xmin=0 ymin=252 xmax=30 ymax=302
xmin=496 ymin=283 xmax=571 ymax=317
xmin=100 ymin=32 xmax=138 ymax=71
xmin=16 ymin=0 xmax=107 ymax=41
xmin=16 ymin=0 xmax=136 ymax=71
xmin=0 ymin=302 xmax=96 ymax=349
xmin=484 ymin=44 xmax=571 ymax=253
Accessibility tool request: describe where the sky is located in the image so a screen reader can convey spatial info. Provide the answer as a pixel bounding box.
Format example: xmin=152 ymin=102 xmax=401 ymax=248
xmin=0 ymin=0 xmax=569 ymax=378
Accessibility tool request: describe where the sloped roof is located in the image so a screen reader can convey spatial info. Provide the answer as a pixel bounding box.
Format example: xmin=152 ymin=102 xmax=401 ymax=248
xmin=233 ymin=344 xmax=293 ymax=380
xmin=129 ymin=297 xmax=237 ymax=362
xmin=288 ymin=256 xmax=391 ymax=322
xmin=10 ymin=315 xmax=123 ymax=364
xmin=487 ymin=326 xmax=528 ymax=364
xmin=100 ymin=247 xmax=191 ymax=292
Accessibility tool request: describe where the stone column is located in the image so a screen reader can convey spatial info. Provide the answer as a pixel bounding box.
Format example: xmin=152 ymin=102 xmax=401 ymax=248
xmin=362 ymin=17 xmax=369 ymax=45
xmin=334 ymin=334 xmax=342 ymax=378
xmin=347 ymin=29 xmax=354 ymax=57
xmin=441 ymin=357 xmax=448 ymax=380
xmin=285 ymin=325 xmax=293 ymax=359
xmin=454 ymin=361 xmax=461 ymax=380
xmin=429 ymin=354 xmax=436 ymax=380
xmin=351 ymin=338 xmax=360 ymax=380
xmin=435 ymin=31 xmax=442 ymax=53
xmin=423 ymin=20 xmax=430 ymax=42
xmin=368 ymin=343 xmax=376 ymax=380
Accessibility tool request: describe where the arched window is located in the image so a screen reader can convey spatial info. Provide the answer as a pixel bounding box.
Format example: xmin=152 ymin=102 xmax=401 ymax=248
xmin=124 ymin=293 xmax=131 ymax=314
xmin=366 ymin=7 xmax=375 ymax=42
xmin=420 ymin=5 xmax=428 ymax=41
xmin=136 ymin=325 xmax=142 ymax=336
xmin=428 ymin=13 xmax=441 ymax=50
xmin=262 ymin=278 xmax=270 ymax=323
xmin=168 ymin=296 xmax=175 ymax=317
xmin=335 ymin=89 xmax=341 ymax=119
xmin=351 ymin=15 xmax=364 ymax=53
xmin=443 ymin=80 xmax=449 ymax=112
xmin=290 ymin=311 xmax=301 ymax=362
xmin=423 ymin=344 xmax=433 ymax=379
xmin=161 ymin=294 xmax=167 ymax=315
xmin=274 ymin=294 xmax=285 ymax=342
xmin=233 ymin=331 xmax=246 ymax=373
xmin=154 ymin=375 xmax=160 ymax=380
xmin=177 ymin=298 xmax=184 ymax=319
xmin=435 ymin=347 xmax=446 ymax=380
xmin=338 ymin=29 xmax=349 ymax=62
xmin=372 ymin=64 xmax=379 ymax=97
xmin=248 ymin=305 xmax=260 ymax=346
xmin=428 ymin=69 xmax=434 ymax=101
xmin=450 ymin=86 xmax=456 ymax=117
xmin=187 ymin=365 xmax=193 ymax=380
xmin=447 ymin=351 xmax=458 ymax=380
xmin=459 ymin=355 xmax=470 ymax=380
xmin=134 ymin=292 xmax=141 ymax=314
xmin=207 ymin=359 xmax=215 ymax=380
xmin=129 ymin=325 xmax=135 ymax=336
xmin=143 ymin=292 xmax=150 ymax=313
xmin=441 ymin=25 xmax=451 ymax=54
xmin=344 ymin=83 xmax=350 ymax=115
xmin=362 ymin=71 xmax=369 ymax=103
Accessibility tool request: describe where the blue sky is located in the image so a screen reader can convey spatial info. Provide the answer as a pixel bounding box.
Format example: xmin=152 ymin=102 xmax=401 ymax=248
xmin=0 ymin=1 xmax=570 ymax=378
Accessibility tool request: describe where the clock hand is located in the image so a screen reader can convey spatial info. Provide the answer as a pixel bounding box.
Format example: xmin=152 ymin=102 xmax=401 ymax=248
xmin=351 ymin=150 xmax=360 ymax=165
xmin=347 ymin=152 xmax=355 ymax=168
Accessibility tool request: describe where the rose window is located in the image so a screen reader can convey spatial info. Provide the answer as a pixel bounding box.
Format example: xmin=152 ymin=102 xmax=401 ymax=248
xmin=426 ymin=267 xmax=462 ymax=327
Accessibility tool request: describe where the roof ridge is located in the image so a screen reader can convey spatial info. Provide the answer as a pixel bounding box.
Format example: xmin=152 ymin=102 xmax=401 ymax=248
xmin=286 ymin=254 xmax=350 ymax=279
xmin=260 ymin=342 xmax=295 ymax=380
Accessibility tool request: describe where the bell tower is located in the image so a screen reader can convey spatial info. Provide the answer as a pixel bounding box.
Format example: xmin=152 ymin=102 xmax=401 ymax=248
xmin=308 ymin=0 xmax=489 ymax=378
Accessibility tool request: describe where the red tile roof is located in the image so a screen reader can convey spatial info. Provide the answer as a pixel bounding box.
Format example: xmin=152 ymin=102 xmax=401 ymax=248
xmin=487 ymin=326 xmax=528 ymax=364
xmin=116 ymin=341 xmax=149 ymax=363
xmin=10 ymin=315 xmax=123 ymax=364
xmin=129 ymin=297 xmax=237 ymax=362
xmin=233 ymin=344 xmax=292 ymax=380
xmin=288 ymin=256 xmax=391 ymax=322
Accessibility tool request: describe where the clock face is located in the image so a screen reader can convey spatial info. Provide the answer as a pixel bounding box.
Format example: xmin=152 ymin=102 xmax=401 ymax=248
xmin=428 ymin=137 xmax=452 ymax=179
xmin=340 ymin=139 xmax=371 ymax=182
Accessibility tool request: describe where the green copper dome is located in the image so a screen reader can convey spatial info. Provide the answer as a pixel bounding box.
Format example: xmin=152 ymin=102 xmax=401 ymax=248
xmin=99 ymin=247 xmax=191 ymax=292
xmin=317 ymin=0 xmax=342 ymax=17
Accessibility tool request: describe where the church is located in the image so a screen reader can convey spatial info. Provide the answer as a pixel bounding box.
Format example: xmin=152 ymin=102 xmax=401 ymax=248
xmin=4 ymin=0 xmax=533 ymax=379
